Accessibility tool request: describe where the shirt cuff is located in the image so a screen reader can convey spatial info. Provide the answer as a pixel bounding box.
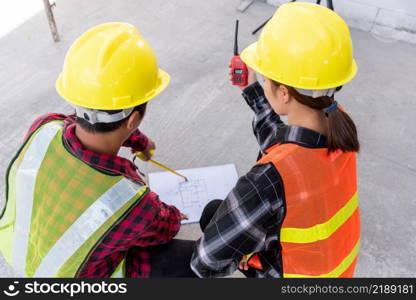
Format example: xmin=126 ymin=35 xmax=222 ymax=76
xmin=123 ymin=129 xmax=149 ymax=152
xmin=241 ymin=81 xmax=268 ymax=112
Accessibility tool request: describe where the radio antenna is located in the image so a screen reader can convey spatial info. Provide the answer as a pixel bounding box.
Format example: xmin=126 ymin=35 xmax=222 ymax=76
xmin=234 ymin=19 xmax=239 ymax=55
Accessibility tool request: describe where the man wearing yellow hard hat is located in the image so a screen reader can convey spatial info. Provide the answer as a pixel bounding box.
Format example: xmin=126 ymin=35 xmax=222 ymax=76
xmin=191 ymin=3 xmax=360 ymax=278
xmin=0 ymin=23 xmax=196 ymax=277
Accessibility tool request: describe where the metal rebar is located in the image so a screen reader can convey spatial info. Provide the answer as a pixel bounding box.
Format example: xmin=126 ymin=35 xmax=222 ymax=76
xmin=43 ymin=0 xmax=60 ymax=42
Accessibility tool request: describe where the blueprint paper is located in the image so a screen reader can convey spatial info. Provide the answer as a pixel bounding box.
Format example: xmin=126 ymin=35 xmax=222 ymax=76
xmin=148 ymin=164 xmax=239 ymax=224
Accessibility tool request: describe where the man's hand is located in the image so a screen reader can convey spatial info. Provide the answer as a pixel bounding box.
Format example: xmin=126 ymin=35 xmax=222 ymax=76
xmin=180 ymin=213 xmax=189 ymax=221
xmin=140 ymin=139 xmax=156 ymax=161
xmin=229 ymin=65 xmax=257 ymax=91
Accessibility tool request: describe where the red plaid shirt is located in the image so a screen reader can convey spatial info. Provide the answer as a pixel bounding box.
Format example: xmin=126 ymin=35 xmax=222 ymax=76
xmin=26 ymin=113 xmax=181 ymax=278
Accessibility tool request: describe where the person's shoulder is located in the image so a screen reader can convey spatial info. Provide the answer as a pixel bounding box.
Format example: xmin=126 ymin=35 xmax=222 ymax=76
xmin=32 ymin=113 xmax=68 ymax=127
xmin=232 ymin=162 xmax=284 ymax=205
xmin=245 ymin=162 xmax=282 ymax=184
xmin=24 ymin=113 xmax=69 ymax=140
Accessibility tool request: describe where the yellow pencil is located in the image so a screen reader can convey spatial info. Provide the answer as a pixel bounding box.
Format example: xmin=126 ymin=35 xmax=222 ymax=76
xmin=135 ymin=151 xmax=188 ymax=181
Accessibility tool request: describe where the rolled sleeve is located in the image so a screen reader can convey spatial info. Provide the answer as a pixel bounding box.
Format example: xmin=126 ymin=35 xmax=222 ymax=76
xmin=241 ymin=82 xmax=286 ymax=152
xmin=242 ymin=81 xmax=272 ymax=115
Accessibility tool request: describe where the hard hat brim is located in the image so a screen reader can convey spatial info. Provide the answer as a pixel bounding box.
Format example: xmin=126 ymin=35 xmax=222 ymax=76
xmin=56 ymin=68 xmax=171 ymax=110
xmin=241 ymin=42 xmax=357 ymax=90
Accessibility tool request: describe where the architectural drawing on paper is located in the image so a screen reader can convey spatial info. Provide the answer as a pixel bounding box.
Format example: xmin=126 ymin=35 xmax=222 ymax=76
xmin=178 ymin=179 xmax=208 ymax=208
xmin=148 ymin=164 xmax=238 ymax=224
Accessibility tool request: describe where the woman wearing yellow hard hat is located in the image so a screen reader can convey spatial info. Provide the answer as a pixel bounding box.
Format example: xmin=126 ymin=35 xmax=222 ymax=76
xmin=191 ymin=2 xmax=360 ymax=278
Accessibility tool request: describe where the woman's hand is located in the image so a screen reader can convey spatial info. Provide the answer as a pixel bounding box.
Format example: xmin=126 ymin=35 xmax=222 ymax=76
xmin=239 ymin=255 xmax=249 ymax=271
xmin=229 ymin=65 xmax=257 ymax=91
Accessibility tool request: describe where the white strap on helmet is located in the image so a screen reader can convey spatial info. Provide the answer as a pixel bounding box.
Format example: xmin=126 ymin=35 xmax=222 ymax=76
xmin=74 ymin=106 xmax=135 ymax=125
xmin=294 ymin=88 xmax=337 ymax=98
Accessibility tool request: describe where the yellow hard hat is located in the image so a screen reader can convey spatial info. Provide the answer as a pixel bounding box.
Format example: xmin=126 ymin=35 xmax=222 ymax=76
xmin=241 ymin=2 xmax=357 ymax=90
xmin=56 ymin=22 xmax=170 ymax=110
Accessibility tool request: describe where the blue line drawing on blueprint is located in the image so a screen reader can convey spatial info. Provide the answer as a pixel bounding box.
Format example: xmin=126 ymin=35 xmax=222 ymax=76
xmin=148 ymin=164 xmax=239 ymax=224
xmin=178 ymin=179 xmax=208 ymax=208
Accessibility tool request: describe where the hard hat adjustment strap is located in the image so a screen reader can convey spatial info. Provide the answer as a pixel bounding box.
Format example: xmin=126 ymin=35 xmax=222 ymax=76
xmin=74 ymin=106 xmax=135 ymax=125
xmin=295 ymin=88 xmax=337 ymax=98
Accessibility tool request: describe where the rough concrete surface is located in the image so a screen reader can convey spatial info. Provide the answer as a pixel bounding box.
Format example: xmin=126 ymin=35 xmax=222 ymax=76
xmin=0 ymin=0 xmax=415 ymax=277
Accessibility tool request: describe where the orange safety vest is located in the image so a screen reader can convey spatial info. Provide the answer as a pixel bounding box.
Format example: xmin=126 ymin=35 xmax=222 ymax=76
xmin=249 ymin=143 xmax=360 ymax=277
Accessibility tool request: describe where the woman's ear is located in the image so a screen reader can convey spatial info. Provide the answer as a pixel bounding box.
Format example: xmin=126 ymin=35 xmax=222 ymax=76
xmin=278 ymin=85 xmax=291 ymax=104
xmin=126 ymin=111 xmax=142 ymax=130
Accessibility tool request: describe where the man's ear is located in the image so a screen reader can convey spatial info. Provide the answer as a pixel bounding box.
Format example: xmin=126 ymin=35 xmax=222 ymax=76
xmin=126 ymin=111 xmax=142 ymax=130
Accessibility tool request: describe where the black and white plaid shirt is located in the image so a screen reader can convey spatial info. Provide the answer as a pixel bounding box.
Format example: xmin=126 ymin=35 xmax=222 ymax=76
xmin=190 ymin=82 xmax=327 ymax=278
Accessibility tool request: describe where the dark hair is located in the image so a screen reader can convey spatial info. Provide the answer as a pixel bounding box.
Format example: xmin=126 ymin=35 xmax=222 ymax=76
xmin=76 ymin=102 xmax=147 ymax=133
xmin=272 ymin=81 xmax=359 ymax=153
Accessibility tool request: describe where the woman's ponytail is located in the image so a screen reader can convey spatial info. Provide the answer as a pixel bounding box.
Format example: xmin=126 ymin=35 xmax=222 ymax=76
xmin=273 ymin=82 xmax=360 ymax=153
xmin=326 ymin=105 xmax=360 ymax=153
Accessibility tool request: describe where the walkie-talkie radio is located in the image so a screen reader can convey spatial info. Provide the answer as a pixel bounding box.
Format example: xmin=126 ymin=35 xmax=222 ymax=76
xmin=230 ymin=20 xmax=248 ymax=86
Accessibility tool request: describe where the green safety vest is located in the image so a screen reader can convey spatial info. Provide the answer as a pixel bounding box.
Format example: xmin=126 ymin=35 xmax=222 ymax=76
xmin=0 ymin=121 xmax=148 ymax=277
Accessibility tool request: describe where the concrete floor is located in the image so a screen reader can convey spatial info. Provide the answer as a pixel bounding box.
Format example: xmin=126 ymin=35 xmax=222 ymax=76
xmin=0 ymin=0 xmax=415 ymax=277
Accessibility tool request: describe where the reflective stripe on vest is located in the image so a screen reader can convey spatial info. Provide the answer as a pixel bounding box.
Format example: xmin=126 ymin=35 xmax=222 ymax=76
xmin=256 ymin=143 xmax=360 ymax=278
xmin=111 ymin=259 xmax=126 ymax=278
xmin=34 ymin=177 xmax=141 ymax=277
xmin=2 ymin=121 xmax=147 ymax=277
xmin=284 ymin=239 xmax=360 ymax=278
xmin=280 ymin=192 xmax=358 ymax=243
xmin=12 ymin=122 xmax=62 ymax=275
